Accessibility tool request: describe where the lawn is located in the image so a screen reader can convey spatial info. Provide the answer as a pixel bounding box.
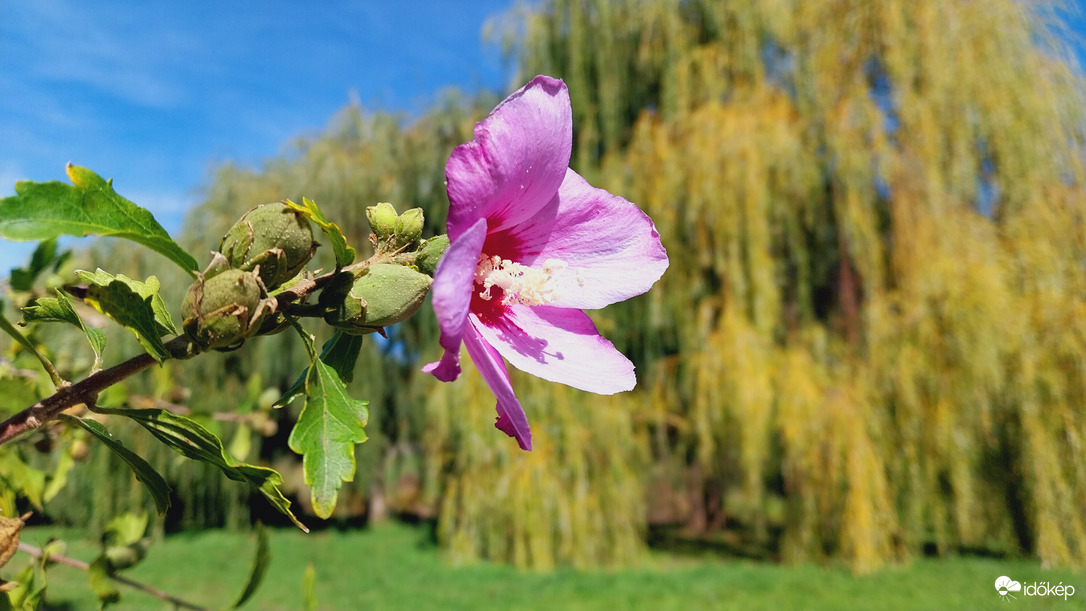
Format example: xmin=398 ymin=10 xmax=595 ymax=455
xmin=11 ymin=523 xmax=1084 ymax=610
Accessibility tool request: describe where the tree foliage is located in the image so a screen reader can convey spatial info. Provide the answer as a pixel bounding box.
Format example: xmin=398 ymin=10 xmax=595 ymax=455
xmin=489 ymin=0 xmax=1086 ymax=571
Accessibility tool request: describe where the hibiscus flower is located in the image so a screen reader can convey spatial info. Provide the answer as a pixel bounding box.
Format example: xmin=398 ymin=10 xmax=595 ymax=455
xmin=423 ymin=75 xmax=668 ymax=450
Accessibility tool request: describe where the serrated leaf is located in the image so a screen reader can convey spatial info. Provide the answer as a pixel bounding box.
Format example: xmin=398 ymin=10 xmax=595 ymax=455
xmin=0 ymin=164 xmax=198 ymax=276
xmin=94 ymin=406 xmax=307 ymax=531
xmin=23 ymin=289 xmax=106 ymax=370
xmin=77 ymin=270 xmax=175 ymax=362
xmin=231 ymin=523 xmax=269 ymax=610
xmin=61 ymin=415 xmax=170 ymax=514
xmin=285 ymin=198 xmax=355 ymax=267
xmin=319 ymin=332 xmax=364 ymax=383
xmin=275 ymin=331 xmax=363 ymax=408
xmin=288 ymin=357 xmax=369 ymax=518
xmin=78 ymin=270 xmax=175 ymax=335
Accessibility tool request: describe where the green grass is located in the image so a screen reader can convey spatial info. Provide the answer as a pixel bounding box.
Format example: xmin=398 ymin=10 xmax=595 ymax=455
xmin=11 ymin=523 xmax=1085 ymax=610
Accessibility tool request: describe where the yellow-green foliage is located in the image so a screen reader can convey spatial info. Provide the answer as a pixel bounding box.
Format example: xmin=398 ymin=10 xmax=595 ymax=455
xmin=424 ymin=355 xmax=646 ymax=570
xmin=502 ymin=0 xmax=1086 ymax=571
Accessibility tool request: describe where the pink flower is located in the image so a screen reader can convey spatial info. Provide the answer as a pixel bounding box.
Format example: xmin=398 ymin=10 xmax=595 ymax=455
xmin=423 ymin=76 xmax=668 ymax=450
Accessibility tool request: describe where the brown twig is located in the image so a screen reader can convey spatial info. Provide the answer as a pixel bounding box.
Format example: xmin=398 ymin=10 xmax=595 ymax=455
xmin=16 ymin=541 xmax=212 ymax=611
xmin=0 ymin=336 xmax=197 ymax=446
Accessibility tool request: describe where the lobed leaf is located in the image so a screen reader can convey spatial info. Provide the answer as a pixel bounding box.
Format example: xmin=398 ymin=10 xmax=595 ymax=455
xmin=23 ymin=289 xmax=106 ymax=370
xmin=285 ymin=198 xmax=355 ymax=268
xmin=275 ymin=331 xmax=363 ymax=408
xmin=61 ymin=415 xmax=171 ymax=514
xmin=94 ymin=405 xmax=308 ymax=531
xmin=76 ymin=270 xmax=175 ymax=362
xmin=0 ymin=164 xmax=198 ymax=275
xmin=288 ymin=357 xmax=369 ymax=518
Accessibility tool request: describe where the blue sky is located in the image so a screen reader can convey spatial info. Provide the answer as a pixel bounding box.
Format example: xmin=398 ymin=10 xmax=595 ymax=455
xmin=1 ymin=2 xmax=1085 ymax=270
xmin=0 ymin=0 xmax=516 ymax=266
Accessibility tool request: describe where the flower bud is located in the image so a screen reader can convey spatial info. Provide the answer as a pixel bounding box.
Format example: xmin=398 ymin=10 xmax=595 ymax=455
xmin=220 ymin=202 xmax=317 ymax=289
xmin=182 ymin=268 xmax=266 ymax=349
xmin=395 ymin=208 xmax=424 ymax=245
xmin=414 ymin=234 xmax=449 ymax=276
xmin=321 ymin=264 xmax=432 ymax=333
xmin=366 ymin=203 xmax=399 ymax=239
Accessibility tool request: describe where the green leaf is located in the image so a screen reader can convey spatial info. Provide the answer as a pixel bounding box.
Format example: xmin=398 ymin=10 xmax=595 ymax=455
xmin=286 ymin=198 xmax=355 ymax=268
xmin=9 ymin=239 xmax=69 ymax=292
xmin=60 ymin=415 xmax=171 ymax=515
xmin=76 ymin=270 xmax=175 ymax=362
xmin=4 ymin=564 xmax=45 ymax=611
xmin=318 ymin=332 xmax=364 ymax=384
xmin=78 ymin=270 xmax=176 ymax=335
xmin=275 ymin=331 xmax=362 ymax=408
xmin=88 ymin=556 xmax=121 ymax=608
xmin=231 ymin=523 xmax=270 ymax=610
xmin=302 ymin=564 xmax=318 ymax=611
xmin=94 ymin=406 xmax=308 ymax=532
xmin=102 ymin=512 xmax=147 ymax=548
xmin=0 ymin=164 xmax=198 ymax=276
xmin=0 ymin=450 xmax=45 ymax=511
xmin=288 ymin=357 xmax=369 ymax=519
xmin=42 ymin=441 xmax=75 ymax=503
xmin=23 ymin=289 xmax=106 ymax=370
xmin=0 ymin=375 xmax=40 ymax=417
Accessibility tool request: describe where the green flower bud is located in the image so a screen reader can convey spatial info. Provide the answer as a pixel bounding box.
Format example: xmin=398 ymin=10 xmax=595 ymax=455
xmin=321 ymin=264 xmax=432 ymax=334
xmin=220 ymin=202 xmax=317 ymax=289
xmin=366 ymin=202 xmax=399 ymax=239
xmin=414 ymin=234 xmax=449 ymax=276
xmin=182 ymin=268 xmax=266 ymax=349
xmin=394 ymin=208 xmax=424 ymax=245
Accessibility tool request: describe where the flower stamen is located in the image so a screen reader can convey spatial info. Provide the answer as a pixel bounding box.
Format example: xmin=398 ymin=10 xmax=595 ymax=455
xmin=475 ymin=254 xmax=568 ymax=306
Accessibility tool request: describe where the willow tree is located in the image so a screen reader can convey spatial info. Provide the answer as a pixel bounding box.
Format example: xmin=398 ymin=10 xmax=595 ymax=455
xmin=421 ymin=0 xmax=1086 ymax=572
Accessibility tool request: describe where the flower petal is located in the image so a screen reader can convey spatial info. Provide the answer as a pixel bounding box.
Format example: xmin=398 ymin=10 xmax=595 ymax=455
xmin=463 ymin=324 xmax=532 ymax=451
xmin=495 ymin=169 xmax=669 ymax=309
xmin=445 ymin=76 xmax=572 ymax=240
xmin=422 ymin=218 xmax=487 ymax=382
xmin=472 ymin=304 xmax=635 ymax=394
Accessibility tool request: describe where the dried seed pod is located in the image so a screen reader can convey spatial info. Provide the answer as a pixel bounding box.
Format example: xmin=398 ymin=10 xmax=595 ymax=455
xmin=220 ymin=202 xmax=317 ymax=289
